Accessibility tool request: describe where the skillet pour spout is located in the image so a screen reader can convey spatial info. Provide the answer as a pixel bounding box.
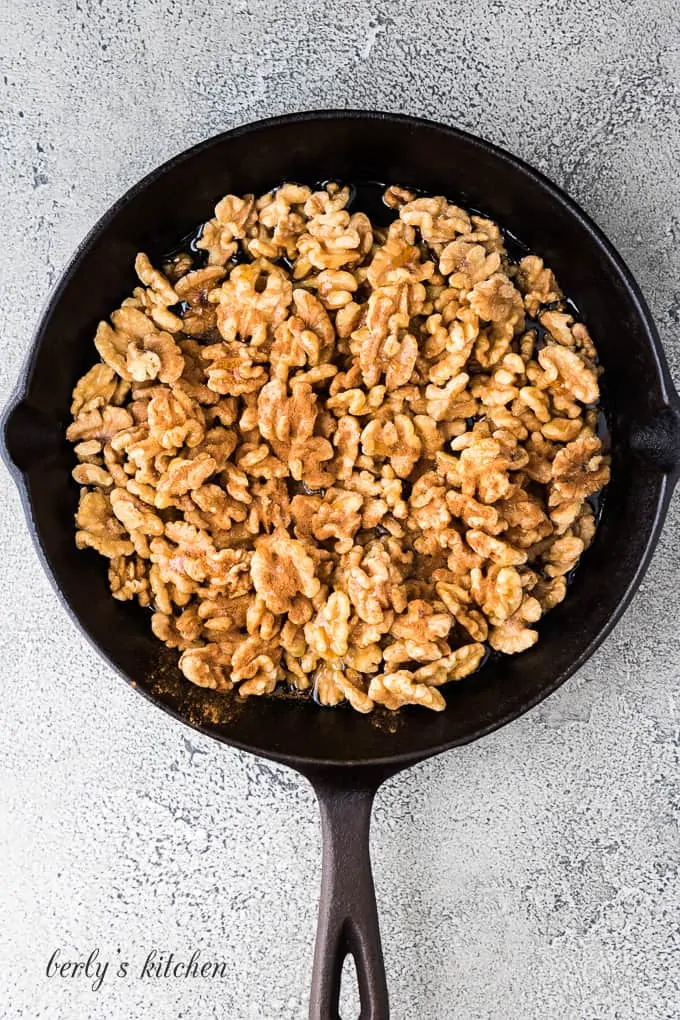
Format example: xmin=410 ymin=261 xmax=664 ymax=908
xmin=3 ymin=111 xmax=680 ymax=1019
xmin=631 ymin=400 xmax=680 ymax=477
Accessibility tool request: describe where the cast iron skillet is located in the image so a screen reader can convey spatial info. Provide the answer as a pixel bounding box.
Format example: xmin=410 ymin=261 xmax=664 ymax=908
xmin=3 ymin=111 xmax=680 ymax=1019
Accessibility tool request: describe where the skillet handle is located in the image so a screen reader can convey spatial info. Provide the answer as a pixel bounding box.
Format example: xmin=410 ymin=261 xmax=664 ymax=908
xmin=308 ymin=778 xmax=389 ymax=1020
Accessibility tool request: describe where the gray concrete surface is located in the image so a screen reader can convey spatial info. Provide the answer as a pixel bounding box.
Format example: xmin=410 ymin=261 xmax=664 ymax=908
xmin=1 ymin=1 xmax=679 ymax=1017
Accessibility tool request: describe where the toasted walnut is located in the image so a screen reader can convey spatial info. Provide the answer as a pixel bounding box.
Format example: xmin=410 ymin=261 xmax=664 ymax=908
xmin=390 ymin=599 xmax=452 ymax=644
xmin=469 ymin=274 xmax=521 ymax=324
xmin=361 ymin=413 xmax=422 ymax=478
xmin=537 ymin=345 xmax=599 ymax=405
xmin=305 ymin=591 xmax=351 ymax=659
xmin=135 ymin=253 xmax=178 ymax=306
xmin=533 ymin=576 xmax=567 ymax=612
xmin=470 ymin=565 xmax=523 ymax=625
xmin=251 ymin=530 xmax=321 ymax=614
xmin=439 ymin=240 xmax=501 ymax=285
xmin=413 ymin=644 xmax=486 ymax=685
xmin=154 ymin=453 xmax=217 ymax=508
xmin=248 ymin=184 xmax=312 ymax=260
xmin=358 ymin=319 xmax=419 ymax=391
xmin=126 ymin=332 xmax=185 ymax=384
xmin=551 ymin=433 xmax=610 ymax=499
xmin=68 ymin=181 xmax=608 ymax=714
xmin=383 ymin=185 xmax=417 ymax=209
xmin=401 ymin=196 xmax=471 ymax=245
xmin=67 ymin=405 xmax=133 ymax=444
xmin=489 ymin=596 xmax=542 ymax=653
xmin=212 ymin=260 xmax=293 ymax=346
xmin=109 ymin=554 xmax=150 ymax=605
xmin=72 ymin=463 xmax=113 ymax=488
xmin=516 ymin=256 xmax=561 ymax=317
xmin=340 ymin=539 xmax=407 ymax=626
xmin=231 ymin=637 xmax=281 ymax=698
xmin=71 ymin=364 xmax=118 ymax=416
xmin=110 ymin=487 xmax=163 ymax=536
xmin=295 ymin=205 xmax=370 ymax=275
xmin=368 ymin=670 xmax=446 ymax=712
xmin=541 ymin=533 xmax=585 ymax=578
xmin=196 ymin=194 xmax=257 ymax=265
xmin=179 ymin=644 xmax=234 ymax=690
xmin=311 ymin=489 xmax=363 ymax=553
xmin=75 ymin=490 xmax=134 ymax=558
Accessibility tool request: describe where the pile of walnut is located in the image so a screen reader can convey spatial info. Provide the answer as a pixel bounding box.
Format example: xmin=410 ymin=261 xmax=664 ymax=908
xmin=67 ymin=182 xmax=610 ymax=713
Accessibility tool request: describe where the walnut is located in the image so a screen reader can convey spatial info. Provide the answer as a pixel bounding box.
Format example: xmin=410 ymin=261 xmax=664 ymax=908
xmin=469 ymin=274 xmax=521 ymax=323
xmin=435 ymin=582 xmax=489 ymax=642
xmin=110 ymin=487 xmax=163 ymax=536
xmin=537 ymin=345 xmax=599 ymax=405
xmin=126 ymin=331 xmax=185 ymax=384
xmin=412 ymin=644 xmax=486 ymax=685
xmin=357 ymin=314 xmax=419 ymax=390
xmin=368 ymin=670 xmax=446 ymax=712
xmin=179 ymin=644 xmax=234 ymax=691
xmin=551 ymin=433 xmax=610 ymax=499
xmin=425 ymin=373 xmax=474 ymax=422
xmin=541 ymin=417 xmax=583 ymax=443
xmin=541 ymin=533 xmax=586 ymax=578
xmin=147 ymin=388 xmax=206 ymax=450
xmin=311 ymin=489 xmax=363 ymax=553
xmin=533 ymin=576 xmax=567 ymax=612
xmin=439 ymin=240 xmax=501 ymax=286
xmin=305 ymin=591 xmax=351 ymax=659
xmin=154 ymin=453 xmax=217 ymax=508
xmin=213 ymin=260 xmax=293 ymax=346
xmin=292 ymin=288 xmax=335 ymax=351
xmin=366 ymin=233 xmax=432 ymax=289
xmin=250 ymin=184 xmax=311 ymax=259
xmin=124 ymin=284 xmax=184 ymax=333
xmin=91 ymin=322 xmax=129 ymax=379
xmin=67 ymin=404 xmax=133 ymax=444
xmin=67 ymin=180 xmax=609 ymax=714
xmin=109 ymin=555 xmax=150 ymax=604
xmin=499 ymin=492 xmax=552 ymax=549
xmin=202 ymin=343 xmax=268 ymax=397
xmin=196 ymin=193 xmax=257 ymax=265
xmin=71 ymin=364 xmax=118 ymax=416
xmin=75 ymin=490 xmax=134 ymax=558
xmin=489 ymin=596 xmax=542 ymax=654
xmin=306 ymin=269 xmax=359 ymax=310
xmin=172 ymin=266 xmax=226 ymax=334
xmin=361 ymin=413 xmax=422 ymax=478
xmin=400 ymin=196 xmax=471 ymax=245
xmin=383 ymin=185 xmax=417 ymax=209
xmin=134 ymin=253 xmax=178 ymax=307
xmin=326 ymin=385 xmax=386 ymax=416
xmin=470 ymin=564 xmax=523 ymax=625
xmin=296 ymin=207 xmax=370 ymax=274
xmin=72 ymin=463 xmax=113 ymax=488
xmin=251 ymin=530 xmax=321 ymax=614
xmin=340 ymin=540 xmax=406 ymax=626
xmin=515 ymin=256 xmax=561 ymax=317
xmin=231 ymin=636 xmax=281 ymax=698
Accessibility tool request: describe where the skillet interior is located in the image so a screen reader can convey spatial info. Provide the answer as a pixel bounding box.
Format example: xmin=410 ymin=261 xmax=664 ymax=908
xmin=3 ymin=111 xmax=674 ymax=767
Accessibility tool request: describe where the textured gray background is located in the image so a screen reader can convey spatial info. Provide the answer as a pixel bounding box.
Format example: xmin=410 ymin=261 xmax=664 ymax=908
xmin=1 ymin=1 xmax=679 ymax=1018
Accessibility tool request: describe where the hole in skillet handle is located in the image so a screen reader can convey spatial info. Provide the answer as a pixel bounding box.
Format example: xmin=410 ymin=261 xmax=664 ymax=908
xmin=1 ymin=398 xmax=61 ymax=478
xmin=339 ymin=952 xmax=361 ymax=1020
